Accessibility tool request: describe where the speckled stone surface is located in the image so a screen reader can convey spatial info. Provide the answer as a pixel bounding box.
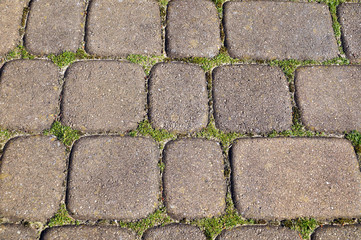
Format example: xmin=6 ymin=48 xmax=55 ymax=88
xmin=223 ymin=2 xmax=338 ymax=60
xmin=61 ymin=61 xmax=146 ymax=133
xmin=295 ymin=66 xmax=361 ymax=133
xmin=231 ymin=138 xmax=361 ymax=220
xmin=312 ymin=225 xmax=361 ymax=240
xmin=163 ymin=139 xmax=226 ymax=220
xmin=67 ymin=136 xmax=159 ymax=221
xmin=143 ymin=224 xmax=206 ymax=240
xmin=0 ymin=224 xmax=38 ymax=240
xmin=216 ymin=226 xmax=300 ymax=240
xmin=0 ymin=136 xmax=67 ymax=222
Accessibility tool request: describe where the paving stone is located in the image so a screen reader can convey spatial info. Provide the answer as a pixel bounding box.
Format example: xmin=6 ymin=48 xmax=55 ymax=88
xmin=231 ymin=138 xmax=361 ymax=220
xmin=166 ymin=0 xmax=221 ymax=58
xmin=143 ymin=223 xmax=206 ymax=240
xmin=0 ymin=224 xmax=38 ymax=240
xmin=42 ymin=225 xmax=136 ymax=240
xmin=61 ymin=61 xmax=146 ymax=133
xmin=24 ymin=0 xmax=85 ymax=55
xmin=149 ymin=62 xmax=208 ymax=133
xmin=67 ymin=136 xmax=159 ymax=221
xmin=86 ymin=0 xmax=162 ymax=56
xmin=213 ymin=65 xmax=292 ymax=134
xmin=0 ymin=60 xmax=61 ymax=132
xmin=295 ymin=66 xmax=361 ymax=133
xmin=216 ymin=226 xmax=300 ymax=240
xmin=223 ymin=2 xmax=338 ymax=60
xmin=0 ymin=136 xmax=67 ymax=222
xmin=312 ymin=225 xmax=361 ymax=240
xmin=338 ymin=3 xmax=361 ymax=63
xmin=163 ymin=139 xmax=226 ymax=220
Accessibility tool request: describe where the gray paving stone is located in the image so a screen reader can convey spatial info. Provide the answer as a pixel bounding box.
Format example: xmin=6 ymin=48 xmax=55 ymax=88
xmin=143 ymin=223 xmax=206 ymax=240
xmin=42 ymin=225 xmax=136 ymax=240
xmin=67 ymin=136 xmax=159 ymax=221
xmin=213 ymin=65 xmax=292 ymax=134
xmin=295 ymin=66 xmax=361 ymax=133
xmin=0 ymin=60 xmax=61 ymax=132
xmin=166 ymin=0 xmax=221 ymax=58
xmin=24 ymin=0 xmax=85 ymax=55
xmin=223 ymin=2 xmax=338 ymax=60
xmin=0 ymin=224 xmax=38 ymax=240
xmin=86 ymin=0 xmax=162 ymax=56
xmin=0 ymin=136 xmax=67 ymax=222
xmin=231 ymin=138 xmax=361 ymax=220
xmin=216 ymin=226 xmax=300 ymax=240
xmin=149 ymin=62 xmax=208 ymax=133
xmin=163 ymin=139 xmax=226 ymax=220
xmin=312 ymin=225 xmax=361 ymax=240
xmin=61 ymin=60 xmax=146 ymax=133
xmin=338 ymin=3 xmax=361 ymax=63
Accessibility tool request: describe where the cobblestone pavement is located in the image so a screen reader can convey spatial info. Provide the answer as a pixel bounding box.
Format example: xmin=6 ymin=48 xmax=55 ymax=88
xmin=0 ymin=0 xmax=360 ymax=239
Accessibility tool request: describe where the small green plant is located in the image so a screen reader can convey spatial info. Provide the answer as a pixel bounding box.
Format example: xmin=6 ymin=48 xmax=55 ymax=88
xmin=282 ymin=218 xmax=319 ymax=239
xmin=0 ymin=129 xmax=18 ymax=150
xmin=212 ymin=0 xmax=228 ymax=15
xmin=187 ymin=50 xmax=239 ymax=72
xmin=129 ymin=120 xmax=176 ymax=144
xmin=346 ymin=130 xmax=361 ymax=153
xmin=44 ymin=121 xmax=81 ymax=148
xmin=5 ymin=45 xmax=35 ymax=60
xmin=48 ymin=204 xmax=78 ymax=227
xmin=126 ymin=54 xmax=167 ymax=75
xmin=48 ymin=51 xmax=77 ymax=68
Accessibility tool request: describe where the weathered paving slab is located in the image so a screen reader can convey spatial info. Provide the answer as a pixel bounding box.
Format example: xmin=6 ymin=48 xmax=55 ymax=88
xmin=166 ymin=0 xmax=221 ymax=58
xmin=0 ymin=136 xmax=67 ymax=222
xmin=216 ymin=226 xmax=300 ymax=240
xmin=223 ymin=2 xmax=338 ymax=60
xmin=295 ymin=66 xmax=361 ymax=133
xmin=0 ymin=60 xmax=61 ymax=132
xmin=67 ymin=136 xmax=159 ymax=221
xmin=24 ymin=0 xmax=85 ymax=55
xmin=312 ymin=224 xmax=361 ymax=240
xmin=231 ymin=138 xmax=361 ymax=220
xmin=213 ymin=65 xmax=292 ymax=134
xmin=61 ymin=61 xmax=146 ymax=133
xmin=42 ymin=225 xmax=136 ymax=240
xmin=149 ymin=62 xmax=208 ymax=133
xmin=0 ymin=224 xmax=38 ymax=240
xmin=86 ymin=0 xmax=162 ymax=56
xmin=163 ymin=139 xmax=226 ymax=220
xmin=143 ymin=224 xmax=206 ymax=240
xmin=338 ymin=3 xmax=361 ymax=63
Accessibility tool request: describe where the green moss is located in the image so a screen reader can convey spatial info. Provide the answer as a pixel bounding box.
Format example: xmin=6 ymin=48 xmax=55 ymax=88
xmin=48 ymin=51 xmax=77 ymax=68
xmin=282 ymin=218 xmax=319 ymax=239
xmin=212 ymin=0 xmax=228 ymax=16
xmin=47 ymin=204 xmax=78 ymax=227
xmin=0 ymin=129 xmax=18 ymax=150
xmin=44 ymin=121 xmax=81 ymax=148
xmin=346 ymin=130 xmax=361 ymax=153
xmin=187 ymin=49 xmax=239 ymax=72
xmin=129 ymin=120 xmax=176 ymax=144
xmin=332 ymin=218 xmax=357 ymax=225
xmin=126 ymin=54 xmax=167 ymax=75
xmin=5 ymin=45 xmax=35 ymax=61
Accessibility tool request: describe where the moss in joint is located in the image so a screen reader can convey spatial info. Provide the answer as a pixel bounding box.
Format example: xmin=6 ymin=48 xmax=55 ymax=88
xmin=126 ymin=54 xmax=168 ymax=75
xmin=47 ymin=204 xmax=79 ymax=227
xmin=0 ymin=129 xmax=19 ymax=151
xmin=5 ymin=45 xmax=35 ymax=61
xmin=345 ymin=130 xmax=361 ymax=154
xmin=128 ymin=120 xmax=176 ymax=145
xmin=43 ymin=121 xmax=81 ymax=149
xmin=282 ymin=218 xmax=319 ymax=239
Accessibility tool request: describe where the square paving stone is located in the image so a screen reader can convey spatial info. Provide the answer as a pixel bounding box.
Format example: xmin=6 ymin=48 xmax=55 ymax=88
xmin=24 ymin=0 xmax=85 ymax=55
xmin=216 ymin=226 xmax=299 ymax=240
xmin=42 ymin=225 xmax=136 ymax=240
xmin=231 ymin=138 xmax=361 ymax=220
xmin=312 ymin=224 xmax=361 ymax=240
xmin=166 ymin=0 xmax=221 ymax=58
xmin=223 ymin=2 xmax=338 ymax=60
xmin=0 ymin=224 xmax=38 ymax=240
xmin=295 ymin=66 xmax=361 ymax=133
xmin=86 ymin=0 xmax=162 ymax=56
xmin=149 ymin=62 xmax=208 ymax=133
xmin=163 ymin=139 xmax=226 ymax=220
xmin=143 ymin=223 xmax=206 ymax=240
xmin=213 ymin=65 xmax=292 ymax=134
xmin=0 ymin=60 xmax=61 ymax=132
xmin=338 ymin=3 xmax=361 ymax=63
xmin=0 ymin=136 xmax=67 ymax=222
xmin=67 ymin=136 xmax=159 ymax=221
xmin=61 ymin=60 xmax=146 ymax=133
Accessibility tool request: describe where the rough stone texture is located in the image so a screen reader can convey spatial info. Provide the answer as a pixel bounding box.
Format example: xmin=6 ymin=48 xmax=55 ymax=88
xmin=312 ymin=225 xmax=361 ymax=240
xmin=213 ymin=65 xmax=292 ymax=133
xmin=24 ymin=0 xmax=85 ymax=55
xmin=216 ymin=226 xmax=300 ymax=240
xmin=0 ymin=60 xmax=61 ymax=132
xmin=231 ymin=138 xmax=361 ymax=220
xmin=0 ymin=0 xmax=28 ymax=56
xmin=149 ymin=62 xmax=208 ymax=133
xmin=67 ymin=136 xmax=159 ymax=221
xmin=0 ymin=136 xmax=67 ymax=222
xmin=163 ymin=139 xmax=226 ymax=220
xmin=61 ymin=61 xmax=146 ymax=133
xmin=0 ymin=224 xmax=38 ymax=240
xmin=143 ymin=224 xmax=206 ymax=240
xmin=42 ymin=225 xmax=136 ymax=240
xmin=86 ymin=0 xmax=162 ymax=56
xmin=338 ymin=3 xmax=361 ymax=63
xmin=223 ymin=2 xmax=338 ymax=60
xmin=295 ymin=66 xmax=361 ymax=133
xmin=166 ymin=0 xmax=221 ymax=58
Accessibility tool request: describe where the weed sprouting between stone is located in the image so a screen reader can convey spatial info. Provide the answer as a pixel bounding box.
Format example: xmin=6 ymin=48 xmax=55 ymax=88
xmin=43 ymin=121 xmax=81 ymax=149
